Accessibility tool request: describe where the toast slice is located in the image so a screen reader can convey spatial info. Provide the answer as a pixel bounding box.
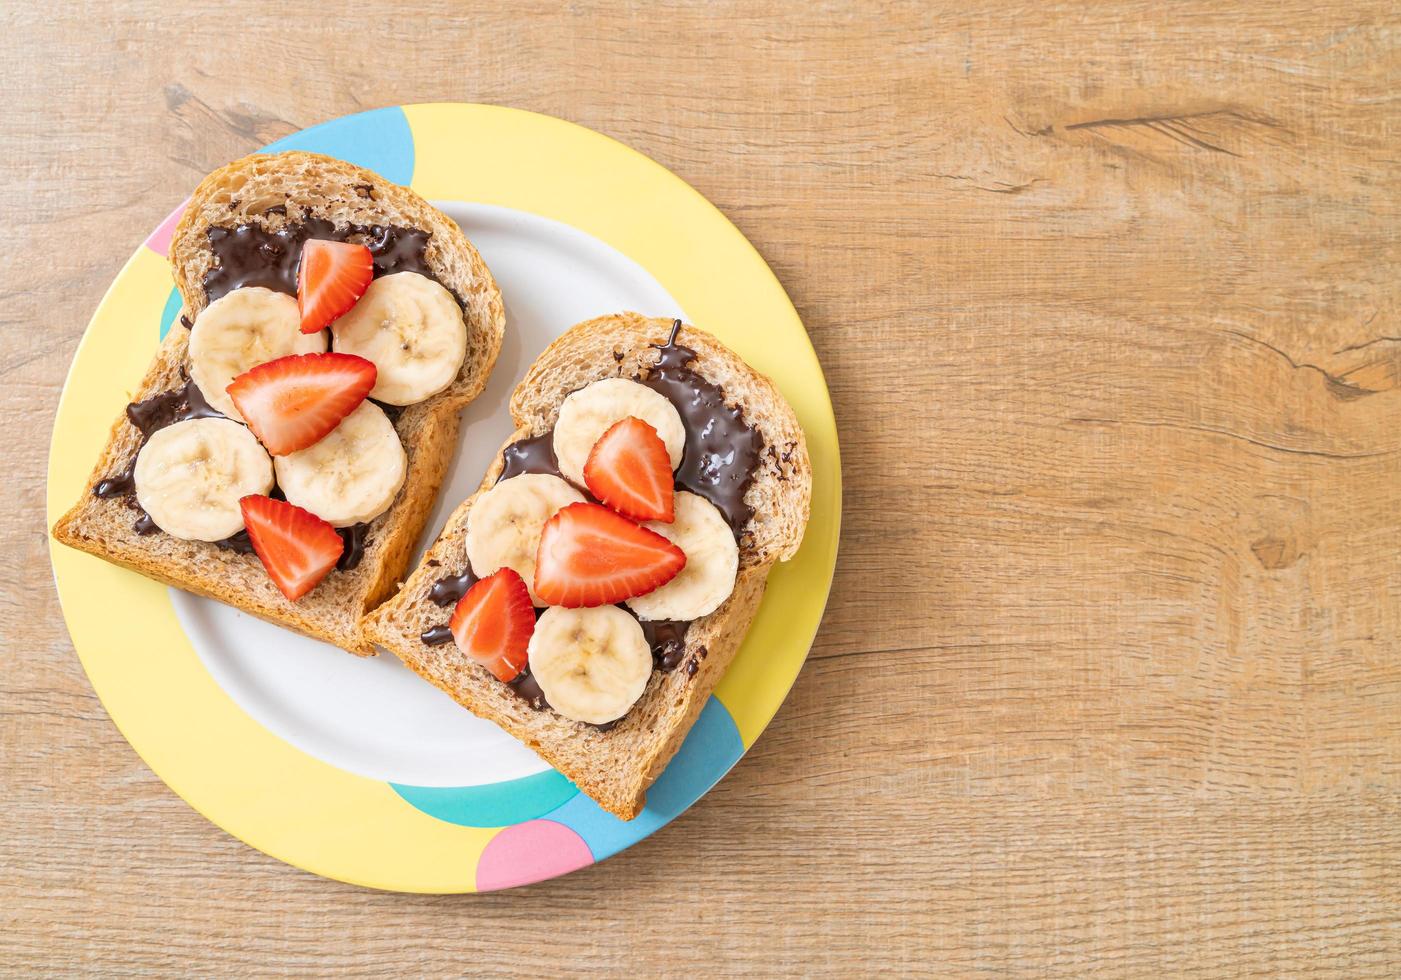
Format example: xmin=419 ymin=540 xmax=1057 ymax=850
xmin=52 ymin=151 xmax=505 ymax=656
xmin=363 ymin=313 xmax=812 ymax=819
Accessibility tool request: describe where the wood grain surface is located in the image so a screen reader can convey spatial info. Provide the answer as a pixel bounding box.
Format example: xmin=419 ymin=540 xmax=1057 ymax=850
xmin=3 ymin=1 xmax=1399 ymax=975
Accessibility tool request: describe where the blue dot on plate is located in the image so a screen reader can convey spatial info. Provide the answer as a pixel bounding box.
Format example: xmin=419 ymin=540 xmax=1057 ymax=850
xmin=157 ymin=285 xmax=182 ymax=341
xmin=390 ymin=769 xmax=579 ymax=828
xmin=260 ymin=106 xmax=414 ymax=186
xmin=540 ymin=697 xmax=745 ymax=861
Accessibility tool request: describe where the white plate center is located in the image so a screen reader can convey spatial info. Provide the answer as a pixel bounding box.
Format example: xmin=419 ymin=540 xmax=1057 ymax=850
xmin=172 ymin=202 xmax=685 ymax=787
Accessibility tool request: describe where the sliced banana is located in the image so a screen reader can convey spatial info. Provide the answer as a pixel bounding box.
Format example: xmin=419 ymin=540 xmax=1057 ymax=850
xmin=134 ymin=417 xmax=274 ymax=541
xmin=552 ymin=378 xmax=685 ymax=486
xmin=626 ymin=491 xmax=738 ymax=621
xmin=330 ymin=271 xmax=466 ymax=406
xmin=528 ymin=605 xmax=652 ymax=725
xmin=273 ymin=401 xmax=406 ymax=527
xmin=188 ymin=286 xmax=326 ymax=420
xmin=465 ymin=473 xmax=585 ymax=606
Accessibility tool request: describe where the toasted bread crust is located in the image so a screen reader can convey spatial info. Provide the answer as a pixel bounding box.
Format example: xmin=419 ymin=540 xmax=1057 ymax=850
xmin=363 ymin=314 xmax=811 ymax=818
xmin=52 ymin=151 xmax=505 ymax=655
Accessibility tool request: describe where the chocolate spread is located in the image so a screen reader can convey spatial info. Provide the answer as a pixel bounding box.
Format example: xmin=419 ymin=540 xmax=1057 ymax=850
xmin=337 ymin=523 xmax=371 ymax=571
xmin=497 ymin=432 xmax=561 ymax=481
xmin=641 ymin=320 xmax=764 ymax=536
xmin=213 ymin=531 xmax=256 ymax=554
xmin=92 ymin=377 xmax=253 ymax=546
xmin=419 ymin=322 xmax=760 ymax=727
xmin=428 ymin=569 xmax=478 ymax=607
xmin=418 ymin=576 xmax=558 ymax=715
xmin=637 ymin=618 xmax=690 ymax=671
xmin=93 ymin=377 xmax=222 ymax=500
xmin=91 ymin=375 xmax=373 ymax=567
xmin=204 ymin=218 xmax=451 ymax=305
xmin=509 ymin=670 xmax=550 ymax=711
xmin=420 ymin=624 xmax=454 ymax=646
xmin=90 ymin=215 xmax=431 ymax=566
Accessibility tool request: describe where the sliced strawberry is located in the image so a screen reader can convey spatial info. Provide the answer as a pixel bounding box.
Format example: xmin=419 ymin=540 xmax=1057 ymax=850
xmin=297 ymin=239 xmax=373 ymax=333
xmin=240 ymin=495 xmax=344 ymax=601
xmin=583 ymin=416 xmax=675 ymax=523
xmin=227 ymin=351 xmax=375 ymax=455
xmin=534 ymin=502 xmax=686 ymax=607
xmin=449 ymin=568 xmax=535 ymax=682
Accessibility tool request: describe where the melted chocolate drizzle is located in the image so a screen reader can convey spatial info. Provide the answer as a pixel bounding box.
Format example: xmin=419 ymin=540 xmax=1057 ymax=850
xmin=496 ymin=432 xmax=563 ymax=483
xmin=90 ymin=217 xmax=427 ymax=562
xmin=91 ymin=378 xmax=373 ymax=560
xmin=213 ymin=531 xmax=256 ymax=555
xmin=422 ymin=565 xmax=691 ymax=676
xmin=508 ymin=669 xmax=550 ymax=711
xmin=92 ymin=378 xmax=228 ymax=535
xmin=92 ymin=472 xmax=135 ymax=500
xmin=638 ymin=617 xmax=690 ymax=671
xmin=337 ymin=523 xmax=371 ymax=571
xmin=641 ymin=319 xmax=764 ymax=536
xmin=418 ymin=567 xmax=478 ymax=646
xmin=204 ymin=219 xmax=449 ymax=305
xmin=416 ymin=322 xmax=757 ymax=728
xmin=428 ymin=569 xmax=478 ymax=607
xmin=127 ymin=376 xmax=222 ymax=431
xmin=421 ymin=624 xmax=454 ymax=646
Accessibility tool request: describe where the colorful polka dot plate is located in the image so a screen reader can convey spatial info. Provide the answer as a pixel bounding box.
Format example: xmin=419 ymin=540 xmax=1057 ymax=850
xmin=45 ymin=104 xmax=840 ymax=892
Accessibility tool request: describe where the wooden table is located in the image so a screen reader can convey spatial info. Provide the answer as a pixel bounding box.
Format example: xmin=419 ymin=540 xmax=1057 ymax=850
xmin=4 ymin=2 xmax=1398 ymax=974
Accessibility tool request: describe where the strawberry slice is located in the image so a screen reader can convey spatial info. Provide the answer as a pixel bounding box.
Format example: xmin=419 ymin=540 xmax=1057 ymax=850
xmin=227 ymin=351 xmax=376 ymax=455
xmin=449 ymin=568 xmax=535 ymax=682
xmin=240 ymin=495 xmax=344 ymax=601
xmin=297 ymin=239 xmax=373 ymax=334
xmin=583 ymin=416 xmax=675 ymax=522
xmin=534 ymin=502 xmax=686 ymax=607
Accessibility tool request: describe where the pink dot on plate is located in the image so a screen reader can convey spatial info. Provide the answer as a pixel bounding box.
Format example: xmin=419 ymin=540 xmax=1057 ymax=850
xmin=476 ymin=820 xmax=594 ymax=891
xmin=144 ymin=199 xmax=190 ymax=259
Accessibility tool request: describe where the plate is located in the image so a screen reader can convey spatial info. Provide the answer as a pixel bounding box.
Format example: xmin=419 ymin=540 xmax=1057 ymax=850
xmin=45 ymin=104 xmax=840 ymax=892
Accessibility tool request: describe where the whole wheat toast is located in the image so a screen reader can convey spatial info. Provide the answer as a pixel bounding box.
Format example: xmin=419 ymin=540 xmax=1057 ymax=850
xmin=52 ymin=151 xmax=506 ymax=656
xmin=363 ymin=313 xmax=812 ymax=819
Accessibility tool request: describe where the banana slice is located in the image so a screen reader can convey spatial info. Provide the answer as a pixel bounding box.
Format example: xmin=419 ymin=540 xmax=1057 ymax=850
xmin=188 ymin=286 xmax=327 ymax=420
xmin=552 ymin=378 xmax=685 ymax=486
xmin=626 ymin=491 xmax=738 ymax=621
xmin=528 ymin=605 xmax=652 ymax=725
xmin=330 ymin=271 xmax=466 ymax=406
xmin=134 ymin=417 xmax=274 ymax=541
xmin=465 ymin=473 xmax=585 ymax=606
xmin=273 ymin=401 xmax=406 ymax=526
